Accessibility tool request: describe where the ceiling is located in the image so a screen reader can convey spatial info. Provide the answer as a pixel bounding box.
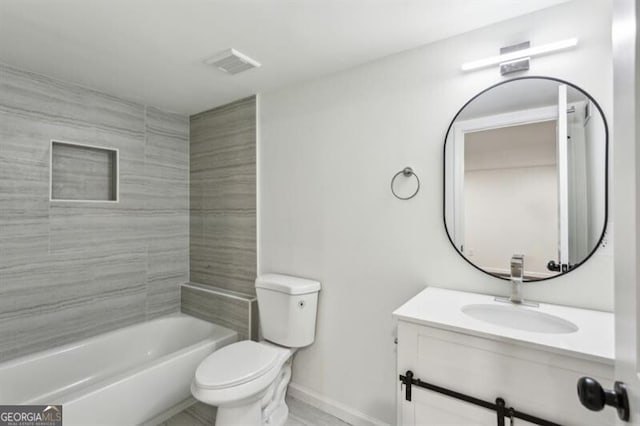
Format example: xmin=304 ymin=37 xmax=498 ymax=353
xmin=0 ymin=0 xmax=567 ymax=115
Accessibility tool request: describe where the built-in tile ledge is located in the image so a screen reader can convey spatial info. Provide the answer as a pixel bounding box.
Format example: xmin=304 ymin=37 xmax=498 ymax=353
xmin=182 ymin=282 xmax=256 ymax=302
xmin=180 ymin=282 xmax=258 ymax=341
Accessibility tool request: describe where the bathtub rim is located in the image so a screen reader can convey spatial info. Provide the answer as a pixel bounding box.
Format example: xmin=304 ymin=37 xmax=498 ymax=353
xmin=1 ymin=312 xmax=237 ymax=405
xmin=0 ymin=312 xmax=227 ymax=370
xmin=55 ymin=326 xmax=236 ymax=406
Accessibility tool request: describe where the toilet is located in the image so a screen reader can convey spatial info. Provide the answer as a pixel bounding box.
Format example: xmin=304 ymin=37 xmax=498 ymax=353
xmin=191 ymin=274 xmax=321 ymax=426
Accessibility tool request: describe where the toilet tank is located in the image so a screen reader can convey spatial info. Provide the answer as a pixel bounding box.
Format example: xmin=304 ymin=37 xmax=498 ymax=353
xmin=255 ymin=274 xmax=321 ymax=348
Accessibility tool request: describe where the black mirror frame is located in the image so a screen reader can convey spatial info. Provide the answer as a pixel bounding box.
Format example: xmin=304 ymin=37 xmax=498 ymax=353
xmin=442 ymin=76 xmax=609 ymax=282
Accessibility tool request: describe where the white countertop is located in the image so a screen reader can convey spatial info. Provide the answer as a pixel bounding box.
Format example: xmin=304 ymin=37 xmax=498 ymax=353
xmin=392 ymin=287 xmax=614 ymax=364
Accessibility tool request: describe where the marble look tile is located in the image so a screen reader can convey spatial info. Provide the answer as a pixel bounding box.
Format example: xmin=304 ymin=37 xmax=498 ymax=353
xmin=51 ymin=142 xmax=117 ymax=201
xmin=0 ymin=65 xmax=145 ymax=138
xmin=0 ymin=150 xmax=49 ymax=208
xmin=0 ymin=295 xmax=146 ymax=363
xmin=0 ymin=250 xmax=147 ymax=361
xmin=190 ymin=212 xmax=256 ymax=295
xmin=0 ymin=157 xmax=49 ymax=263
xmin=190 ymin=211 xmax=204 ymax=246
xmin=0 ymin=64 xmax=189 ymax=361
xmin=192 ymin=169 xmax=255 ymax=212
xmin=190 ymin=254 xmax=257 ymax=296
xmin=143 ymin=107 xmax=189 ymax=318
xmin=144 ymin=106 xmax=189 ymax=211
xmin=190 ymin=135 xmax=256 ymax=174
xmin=48 ymin=207 xmax=147 ymax=257
xmin=190 ymin=96 xmax=256 ymax=147
xmin=181 ymin=284 xmax=255 ymax=341
xmin=0 ymin=104 xmax=147 ymax=209
xmin=0 ymin=111 xmax=51 ymax=266
xmin=190 ymin=96 xmax=257 ymax=297
xmin=145 ymin=107 xmax=189 ymax=168
xmin=250 ymin=296 xmax=259 ymax=341
xmin=146 ymin=212 xmax=189 ymax=318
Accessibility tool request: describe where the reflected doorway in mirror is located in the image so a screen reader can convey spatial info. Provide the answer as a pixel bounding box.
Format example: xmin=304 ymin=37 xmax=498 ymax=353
xmin=443 ymin=77 xmax=608 ymax=282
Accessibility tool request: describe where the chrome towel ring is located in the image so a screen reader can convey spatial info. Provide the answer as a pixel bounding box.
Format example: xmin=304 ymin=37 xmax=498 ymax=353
xmin=391 ymin=167 xmax=420 ymax=200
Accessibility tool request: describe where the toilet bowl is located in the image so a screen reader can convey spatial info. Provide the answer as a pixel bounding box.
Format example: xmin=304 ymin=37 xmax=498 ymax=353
xmin=191 ymin=341 xmax=295 ymax=426
xmin=191 ymin=274 xmax=321 ymax=426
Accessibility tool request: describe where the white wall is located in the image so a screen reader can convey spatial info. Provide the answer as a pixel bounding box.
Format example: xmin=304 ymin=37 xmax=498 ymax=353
xmin=464 ymin=122 xmax=559 ymax=278
xmin=463 ymin=122 xmax=558 ymax=278
xmin=259 ymin=1 xmax=612 ymax=424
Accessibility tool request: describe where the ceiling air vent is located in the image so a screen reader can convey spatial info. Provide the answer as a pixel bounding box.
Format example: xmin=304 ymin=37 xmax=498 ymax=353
xmin=205 ymin=48 xmax=261 ymax=75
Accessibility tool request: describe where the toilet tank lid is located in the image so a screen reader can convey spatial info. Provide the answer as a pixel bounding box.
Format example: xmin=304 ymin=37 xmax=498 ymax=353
xmin=255 ymin=273 xmax=321 ymax=295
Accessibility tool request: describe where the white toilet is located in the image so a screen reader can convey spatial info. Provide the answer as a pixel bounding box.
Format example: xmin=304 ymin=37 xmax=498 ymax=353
xmin=191 ymin=274 xmax=321 ymax=426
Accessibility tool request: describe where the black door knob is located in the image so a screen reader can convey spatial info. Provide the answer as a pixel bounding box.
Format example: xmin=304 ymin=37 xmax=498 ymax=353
xmin=577 ymin=377 xmax=630 ymax=421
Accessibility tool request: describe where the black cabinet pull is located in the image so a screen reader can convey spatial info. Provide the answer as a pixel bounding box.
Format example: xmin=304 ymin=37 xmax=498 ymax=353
xmin=577 ymin=377 xmax=630 ymax=421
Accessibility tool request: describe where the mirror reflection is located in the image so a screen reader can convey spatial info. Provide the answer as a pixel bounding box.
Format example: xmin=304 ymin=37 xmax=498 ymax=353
xmin=444 ymin=77 xmax=608 ymax=281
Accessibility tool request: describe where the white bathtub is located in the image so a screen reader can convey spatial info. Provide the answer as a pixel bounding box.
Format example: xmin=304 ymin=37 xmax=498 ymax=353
xmin=0 ymin=314 xmax=237 ymax=425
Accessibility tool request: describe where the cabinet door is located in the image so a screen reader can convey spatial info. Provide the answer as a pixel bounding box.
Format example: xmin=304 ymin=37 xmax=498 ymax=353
xmin=397 ymin=322 xmax=614 ymax=426
xmin=400 ymin=386 xmax=543 ymax=426
xmin=400 ymin=385 xmax=494 ymax=426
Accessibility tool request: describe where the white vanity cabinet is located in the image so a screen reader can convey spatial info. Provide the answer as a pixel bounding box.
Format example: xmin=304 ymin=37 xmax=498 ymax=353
xmin=394 ymin=288 xmax=615 ymax=426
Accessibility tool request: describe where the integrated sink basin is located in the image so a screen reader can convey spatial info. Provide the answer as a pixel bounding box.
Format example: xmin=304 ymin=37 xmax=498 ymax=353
xmin=461 ymin=303 xmax=579 ymax=334
xmin=393 ymin=287 xmax=614 ymax=362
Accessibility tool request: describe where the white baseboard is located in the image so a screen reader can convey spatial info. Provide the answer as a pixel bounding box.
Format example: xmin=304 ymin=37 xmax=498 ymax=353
xmin=287 ymin=383 xmax=389 ymax=426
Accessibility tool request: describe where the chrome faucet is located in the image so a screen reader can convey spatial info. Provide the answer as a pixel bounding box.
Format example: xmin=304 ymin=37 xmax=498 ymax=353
xmin=495 ymin=254 xmax=538 ymax=306
xmin=509 ymin=254 xmax=524 ymax=304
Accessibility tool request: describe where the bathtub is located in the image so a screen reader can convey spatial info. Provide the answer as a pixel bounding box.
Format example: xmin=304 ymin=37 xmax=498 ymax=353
xmin=0 ymin=314 xmax=237 ymax=425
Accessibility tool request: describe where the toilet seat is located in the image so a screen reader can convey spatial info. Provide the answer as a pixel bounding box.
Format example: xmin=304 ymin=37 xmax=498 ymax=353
xmin=191 ymin=341 xmax=294 ymax=407
xmin=194 ymin=341 xmax=281 ymax=390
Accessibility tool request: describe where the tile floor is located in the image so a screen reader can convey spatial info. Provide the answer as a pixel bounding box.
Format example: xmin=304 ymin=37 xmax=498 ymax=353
xmin=161 ymin=395 xmax=351 ymax=426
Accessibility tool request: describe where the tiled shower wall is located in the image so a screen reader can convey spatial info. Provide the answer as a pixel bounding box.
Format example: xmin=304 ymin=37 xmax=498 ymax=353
xmin=184 ymin=96 xmax=258 ymax=340
xmin=0 ymin=64 xmax=189 ymax=361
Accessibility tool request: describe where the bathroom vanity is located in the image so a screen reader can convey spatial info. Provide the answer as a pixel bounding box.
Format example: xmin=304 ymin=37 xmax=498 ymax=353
xmin=393 ymin=287 xmax=615 ymax=426
xmin=406 ymin=74 xmax=621 ymax=425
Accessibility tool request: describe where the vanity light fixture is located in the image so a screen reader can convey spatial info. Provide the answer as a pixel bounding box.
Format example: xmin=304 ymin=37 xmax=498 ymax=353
xmin=461 ymin=38 xmax=579 ymax=73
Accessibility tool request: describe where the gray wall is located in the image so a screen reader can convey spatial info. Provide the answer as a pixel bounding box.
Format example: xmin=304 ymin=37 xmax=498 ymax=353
xmin=51 ymin=142 xmax=118 ymax=201
xmin=189 ymin=96 xmax=257 ymax=295
xmin=0 ymin=64 xmax=189 ymax=361
xmin=186 ymin=96 xmax=257 ymax=339
xmin=181 ymin=283 xmax=258 ymax=341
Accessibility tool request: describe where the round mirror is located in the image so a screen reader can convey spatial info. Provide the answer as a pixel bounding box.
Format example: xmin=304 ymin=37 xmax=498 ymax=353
xmin=443 ymin=77 xmax=608 ymax=281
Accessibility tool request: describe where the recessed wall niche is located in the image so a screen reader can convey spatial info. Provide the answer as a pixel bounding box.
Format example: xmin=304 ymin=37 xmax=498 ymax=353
xmin=50 ymin=140 xmax=119 ymax=202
